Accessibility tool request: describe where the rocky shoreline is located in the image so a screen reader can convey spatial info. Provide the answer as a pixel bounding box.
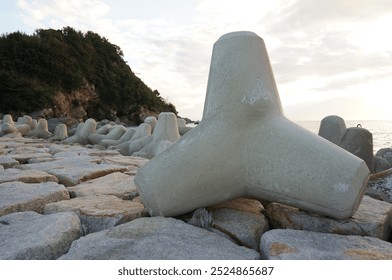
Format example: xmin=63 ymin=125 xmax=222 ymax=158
xmin=1 ymin=131 xmax=392 ymax=259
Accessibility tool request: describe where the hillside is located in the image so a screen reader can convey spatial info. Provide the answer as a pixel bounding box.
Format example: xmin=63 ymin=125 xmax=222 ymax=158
xmin=0 ymin=26 xmax=177 ymax=124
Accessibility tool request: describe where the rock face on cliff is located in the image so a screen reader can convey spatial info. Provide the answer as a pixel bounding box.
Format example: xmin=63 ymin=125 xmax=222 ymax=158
xmin=0 ymin=27 xmax=177 ymax=125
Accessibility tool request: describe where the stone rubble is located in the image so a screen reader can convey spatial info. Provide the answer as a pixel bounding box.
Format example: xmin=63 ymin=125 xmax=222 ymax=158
xmin=1 ymin=113 xmax=392 ymax=259
xmin=59 ymin=217 xmax=260 ymax=260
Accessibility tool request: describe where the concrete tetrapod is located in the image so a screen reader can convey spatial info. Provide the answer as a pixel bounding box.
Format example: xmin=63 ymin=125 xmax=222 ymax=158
xmin=318 ymin=115 xmax=347 ymax=145
xmin=134 ymin=31 xmax=370 ymax=219
xmin=132 ymin=112 xmax=180 ymax=159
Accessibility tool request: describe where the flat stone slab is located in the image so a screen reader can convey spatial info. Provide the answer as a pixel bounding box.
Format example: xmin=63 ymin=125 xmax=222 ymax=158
xmin=8 ymin=146 xmax=53 ymax=164
xmin=0 ymin=168 xmax=59 ymax=184
xmin=66 ymin=172 xmax=138 ymax=200
xmin=101 ymin=155 xmax=149 ymax=168
xmin=59 ymin=217 xmax=261 ymax=259
xmin=260 ymin=229 xmax=392 ymax=260
xmin=16 ymin=158 xmax=128 ymax=186
xmin=0 ymin=211 xmax=82 ymax=259
xmin=10 ymin=152 xmax=54 ymax=164
xmin=0 ymin=137 xmax=47 ymax=149
xmin=44 ymin=195 xmax=148 ymax=233
xmin=47 ymin=162 xmax=128 ymax=187
xmin=0 ymin=181 xmax=70 ymax=216
xmin=0 ymin=156 xmax=19 ymax=168
xmin=51 ymin=146 xmax=119 ymax=159
xmin=266 ymin=195 xmax=392 ymax=240
xmin=16 ymin=156 xmax=101 ymax=172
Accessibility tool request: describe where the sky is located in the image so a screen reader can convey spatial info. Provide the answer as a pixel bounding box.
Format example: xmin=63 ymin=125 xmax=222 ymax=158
xmin=1 ymin=0 xmax=392 ymax=121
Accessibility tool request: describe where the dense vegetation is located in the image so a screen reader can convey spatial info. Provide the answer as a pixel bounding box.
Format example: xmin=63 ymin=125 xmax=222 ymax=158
xmin=0 ymin=26 xmax=177 ymax=122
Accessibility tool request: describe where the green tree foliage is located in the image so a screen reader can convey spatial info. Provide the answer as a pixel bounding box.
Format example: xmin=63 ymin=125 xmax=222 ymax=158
xmin=0 ymin=27 xmax=177 ymax=119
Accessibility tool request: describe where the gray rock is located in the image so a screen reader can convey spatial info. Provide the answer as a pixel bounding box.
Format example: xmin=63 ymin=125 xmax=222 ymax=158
xmin=338 ymin=127 xmax=374 ymax=173
xmin=365 ymin=187 xmax=390 ymax=202
xmin=0 ymin=137 xmax=46 ymax=151
xmin=59 ymin=217 xmax=260 ymax=259
xmin=260 ymin=229 xmax=392 ymax=260
xmin=66 ymin=172 xmax=138 ymax=199
xmin=318 ymin=115 xmax=346 ymax=145
xmin=16 ymin=158 xmax=128 ymax=187
xmin=0 ymin=168 xmax=59 ymax=184
xmin=211 ymin=208 xmax=269 ymax=251
xmin=47 ymin=162 xmax=128 ymax=187
xmin=266 ymin=196 xmax=392 ymax=240
xmin=44 ymin=195 xmax=148 ymax=233
xmin=0 ymin=181 xmax=70 ymax=216
xmin=376 ymin=148 xmax=392 ymax=166
xmin=0 ymin=156 xmax=19 ymax=169
xmin=15 ymin=156 xmax=99 ymax=173
xmin=374 ymin=156 xmax=391 ymax=173
xmin=0 ymin=211 xmax=82 ymax=259
xmin=48 ymin=145 xmax=93 ymax=157
xmin=101 ymin=155 xmax=149 ymax=168
xmin=367 ymin=169 xmax=392 ymax=202
xmin=10 ymin=152 xmax=54 ymax=164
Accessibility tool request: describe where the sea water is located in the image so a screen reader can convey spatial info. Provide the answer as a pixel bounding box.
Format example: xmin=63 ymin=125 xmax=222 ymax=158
xmin=295 ymin=120 xmax=392 ymax=153
xmin=188 ymin=120 xmax=392 ymax=153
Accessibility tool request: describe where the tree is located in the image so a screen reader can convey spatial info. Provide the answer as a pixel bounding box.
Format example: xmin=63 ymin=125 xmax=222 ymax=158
xmin=0 ymin=27 xmax=177 ymax=121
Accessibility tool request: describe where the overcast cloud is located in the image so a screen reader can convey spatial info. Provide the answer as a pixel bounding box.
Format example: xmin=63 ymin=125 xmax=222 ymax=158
xmin=7 ymin=0 xmax=392 ymax=120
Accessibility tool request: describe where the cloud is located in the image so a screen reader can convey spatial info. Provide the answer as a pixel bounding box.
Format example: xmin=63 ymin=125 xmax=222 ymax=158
xmin=17 ymin=0 xmax=111 ymax=29
xmin=14 ymin=0 xmax=392 ymax=120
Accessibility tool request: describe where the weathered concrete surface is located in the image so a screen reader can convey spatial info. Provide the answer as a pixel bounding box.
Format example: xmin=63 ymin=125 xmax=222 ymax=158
xmin=318 ymin=115 xmax=346 ymax=145
xmin=0 ymin=168 xmax=59 ymax=184
xmin=132 ymin=112 xmax=180 ymax=159
xmin=135 ymin=31 xmax=370 ymax=219
xmin=339 ymin=127 xmax=374 ymax=173
xmin=0 ymin=181 xmax=70 ymax=216
xmin=265 ymin=195 xmax=392 ymax=240
xmin=0 ymin=211 xmax=82 ymax=259
xmin=66 ymin=172 xmax=138 ymax=200
xmin=260 ymin=229 xmax=392 ymax=260
xmin=59 ymin=217 xmax=261 ymax=259
xmin=44 ymin=195 xmax=148 ymax=233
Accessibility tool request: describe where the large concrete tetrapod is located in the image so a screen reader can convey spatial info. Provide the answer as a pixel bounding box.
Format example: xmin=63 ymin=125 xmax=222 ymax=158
xmin=135 ymin=31 xmax=370 ymax=219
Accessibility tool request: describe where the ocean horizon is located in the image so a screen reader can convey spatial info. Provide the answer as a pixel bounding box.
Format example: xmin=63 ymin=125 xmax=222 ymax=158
xmin=295 ymin=120 xmax=392 ymax=153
